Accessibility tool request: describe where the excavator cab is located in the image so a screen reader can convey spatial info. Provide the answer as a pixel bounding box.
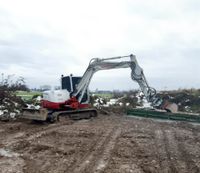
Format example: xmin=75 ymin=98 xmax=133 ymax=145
xmin=61 ymin=75 xmax=89 ymax=103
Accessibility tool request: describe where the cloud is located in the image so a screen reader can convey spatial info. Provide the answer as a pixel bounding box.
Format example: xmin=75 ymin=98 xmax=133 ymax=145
xmin=0 ymin=0 xmax=200 ymax=90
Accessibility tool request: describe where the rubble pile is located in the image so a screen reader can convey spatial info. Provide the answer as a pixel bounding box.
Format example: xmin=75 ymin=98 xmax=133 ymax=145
xmin=92 ymin=89 xmax=200 ymax=113
xmin=91 ymin=91 xmax=143 ymax=114
xmin=0 ymin=75 xmax=28 ymax=121
xmin=0 ymin=88 xmax=25 ymax=120
xmin=160 ymin=89 xmax=200 ymax=113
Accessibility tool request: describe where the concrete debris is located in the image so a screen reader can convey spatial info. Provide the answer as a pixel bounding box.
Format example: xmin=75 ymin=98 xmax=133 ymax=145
xmin=0 ymin=148 xmax=20 ymax=158
xmin=0 ymin=91 xmax=25 ymax=121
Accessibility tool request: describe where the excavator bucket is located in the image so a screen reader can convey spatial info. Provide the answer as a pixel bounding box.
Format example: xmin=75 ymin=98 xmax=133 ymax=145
xmin=21 ymin=108 xmax=48 ymax=121
xmin=162 ymin=101 xmax=178 ymax=113
xmin=165 ymin=103 xmax=178 ymax=113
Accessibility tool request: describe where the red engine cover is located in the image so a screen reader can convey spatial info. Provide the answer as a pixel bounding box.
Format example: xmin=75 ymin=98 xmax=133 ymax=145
xmin=41 ymin=100 xmax=65 ymax=109
xmin=41 ymin=97 xmax=89 ymax=110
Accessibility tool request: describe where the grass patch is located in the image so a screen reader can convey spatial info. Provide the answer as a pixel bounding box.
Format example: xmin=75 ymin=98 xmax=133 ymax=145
xmin=93 ymin=93 xmax=113 ymax=99
xmin=16 ymin=91 xmax=42 ymax=101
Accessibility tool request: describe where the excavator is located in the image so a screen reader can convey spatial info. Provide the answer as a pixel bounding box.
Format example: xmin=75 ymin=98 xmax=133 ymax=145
xmin=22 ymin=54 xmax=178 ymax=122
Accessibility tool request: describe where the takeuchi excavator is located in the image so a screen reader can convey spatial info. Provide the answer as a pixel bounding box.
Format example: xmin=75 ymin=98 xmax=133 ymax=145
xmin=22 ymin=54 xmax=178 ymax=122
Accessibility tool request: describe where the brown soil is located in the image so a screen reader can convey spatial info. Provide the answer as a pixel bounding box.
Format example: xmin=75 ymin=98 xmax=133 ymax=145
xmin=0 ymin=114 xmax=200 ymax=173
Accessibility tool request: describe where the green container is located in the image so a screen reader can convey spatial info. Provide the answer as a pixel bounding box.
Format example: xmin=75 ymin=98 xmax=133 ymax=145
xmin=127 ymin=108 xmax=200 ymax=123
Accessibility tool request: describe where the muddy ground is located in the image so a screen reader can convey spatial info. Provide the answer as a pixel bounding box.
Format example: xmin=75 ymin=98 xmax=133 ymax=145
xmin=0 ymin=114 xmax=200 ymax=173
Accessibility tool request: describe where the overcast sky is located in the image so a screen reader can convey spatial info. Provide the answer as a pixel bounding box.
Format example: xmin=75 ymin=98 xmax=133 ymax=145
xmin=0 ymin=0 xmax=200 ymax=91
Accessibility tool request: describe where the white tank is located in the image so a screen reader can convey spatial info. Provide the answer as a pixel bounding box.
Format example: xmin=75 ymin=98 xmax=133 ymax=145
xmin=43 ymin=89 xmax=70 ymax=103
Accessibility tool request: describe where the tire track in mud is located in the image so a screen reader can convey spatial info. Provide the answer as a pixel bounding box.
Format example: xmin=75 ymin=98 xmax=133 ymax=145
xmin=164 ymin=130 xmax=187 ymax=173
xmin=0 ymin=122 xmax=25 ymax=144
xmin=154 ymin=128 xmax=178 ymax=173
xmin=93 ymin=127 xmax=121 ymax=173
xmin=2 ymin=122 xmax=74 ymax=147
xmin=175 ymin=131 xmax=200 ymax=173
xmin=154 ymin=129 xmax=170 ymax=173
xmin=71 ymin=126 xmax=121 ymax=173
xmin=154 ymin=126 xmax=198 ymax=173
xmin=162 ymin=130 xmax=179 ymax=173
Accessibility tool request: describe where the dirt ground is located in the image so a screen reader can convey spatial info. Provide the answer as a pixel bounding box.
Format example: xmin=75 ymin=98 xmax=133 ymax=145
xmin=1 ymin=113 xmax=200 ymax=173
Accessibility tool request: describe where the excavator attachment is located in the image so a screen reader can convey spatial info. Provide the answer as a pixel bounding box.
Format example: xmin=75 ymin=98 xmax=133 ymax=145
xmin=165 ymin=103 xmax=178 ymax=113
xmin=22 ymin=108 xmax=48 ymax=121
xmin=162 ymin=101 xmax=178 ymax=113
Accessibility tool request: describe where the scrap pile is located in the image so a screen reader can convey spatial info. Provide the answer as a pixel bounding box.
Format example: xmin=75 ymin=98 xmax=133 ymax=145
xmin=0 ymin=86 xmax=25 ymax=121
xmin=0 ymin=75 xmax=27 ymax=121
xmin=159 ymin=89 xmax=200 ymax=113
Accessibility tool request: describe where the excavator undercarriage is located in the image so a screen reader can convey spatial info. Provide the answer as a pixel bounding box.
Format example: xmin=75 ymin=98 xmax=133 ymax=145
xmin=22 ymin=107 xmax=97 ymax=122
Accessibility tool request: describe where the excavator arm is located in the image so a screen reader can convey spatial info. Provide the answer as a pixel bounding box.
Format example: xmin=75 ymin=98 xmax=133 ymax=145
xmin=72 ymin=54 xmax=177 ymax=112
